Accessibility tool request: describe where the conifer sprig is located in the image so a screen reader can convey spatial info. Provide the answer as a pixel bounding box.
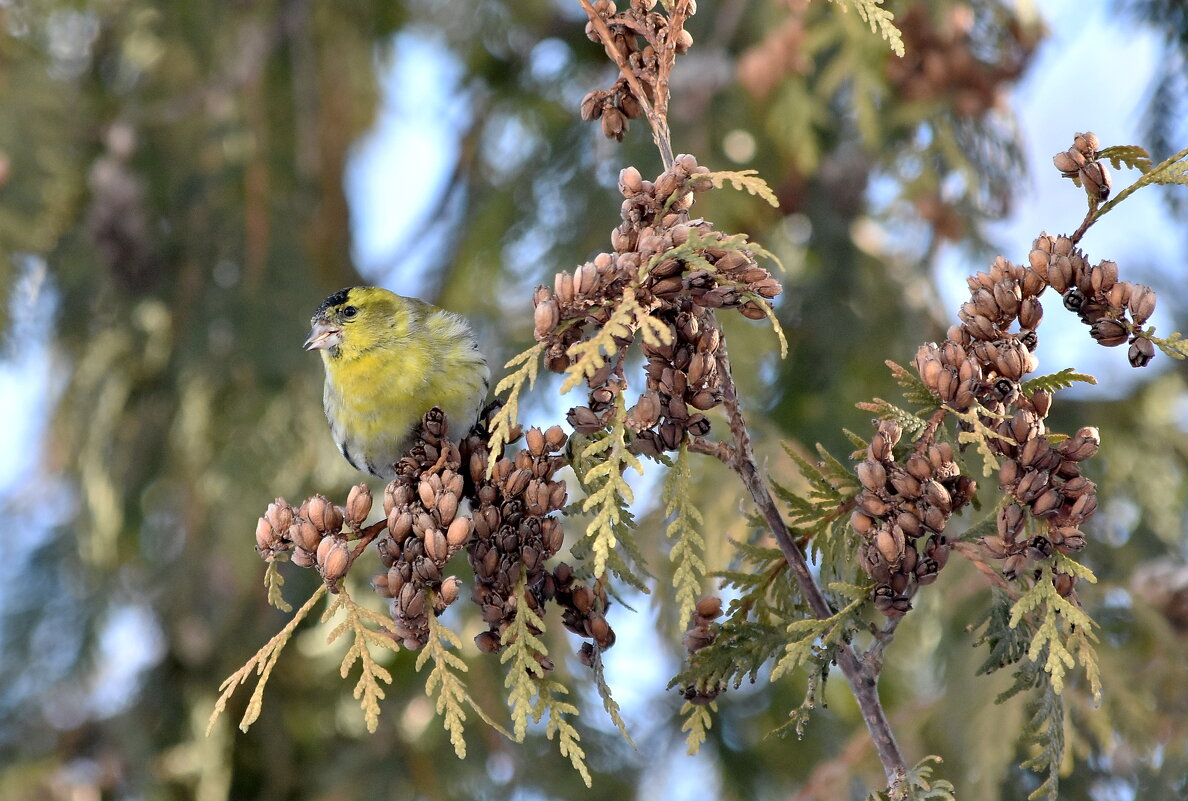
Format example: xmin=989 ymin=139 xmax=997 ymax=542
xmin=499 ymin=583 xmax=591 ymax=786
xmin=574 ymin=397 xmax=647 ymax=583
xmin=590 ymin=645 xmax=636 ymax=748
xmin=418 ymin=606 xmax=515 ymax=757
xmin=769 ymin=583 xmax=868 ymax=682
xmin=680 ymin=701 xmax=714 ymax=754
xmin=263 ymin=560 xmax=291 ymax=612
xmin=690 ymin=169 xmax=780 ymax=206
xmin=486 ymin=342 xmax=546 ymax=476
xmin=1009 ymin=563 xmax=1101 ymax=698
xmin=828 ymin=0 xmax=906 ymax=56
xmin=664 ymin=444 xmax=707 ymax=626
xmin=207 ymin=584 xmax=328 ymax=735
xmin=324 ymin=585 xmax=401 ymax=733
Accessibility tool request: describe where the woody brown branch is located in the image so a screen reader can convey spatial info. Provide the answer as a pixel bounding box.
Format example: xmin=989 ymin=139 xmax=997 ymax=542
xmin=577 ymin=0 xmax=675 ymax=169
xmin=708 ymin=316 xmax=911 ymax=794
xmin=570 ymin=0 xmax=910 ymax=788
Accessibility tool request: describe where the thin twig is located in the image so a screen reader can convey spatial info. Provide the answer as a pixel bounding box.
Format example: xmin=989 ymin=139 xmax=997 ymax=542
xmin=348 ymin=519 xmax=387 ymax=562
xmin=709 ymin=317 xmax=909 ymax=794
xmin=861 ymin=616 xmax=903 ymax=678
xmin=1068 ymin=205 xmax=1097 ymax=246
xmin=687 ymin=435 xmax=733 ymax=463
xmin=652 ymin=0 xmax=692 ymax=158
xmin=951 ymin=541 xmax=1018 ymax=596
xmin=1071 ymin=144 xmax=1188 ymax=244
xmin=915 ymin=407 xmax=949 ymax=453
xmin=576 ymin=0 xmax=909 ymax=790
xmin=577 ymin=0 xmax=675 ymax=169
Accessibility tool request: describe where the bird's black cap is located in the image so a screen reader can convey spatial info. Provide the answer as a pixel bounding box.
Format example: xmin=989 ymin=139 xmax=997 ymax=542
xmin=314 ymin=287 xmax=355 ymax=319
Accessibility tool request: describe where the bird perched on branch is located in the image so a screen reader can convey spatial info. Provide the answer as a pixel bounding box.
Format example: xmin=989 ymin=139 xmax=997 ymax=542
xmin=304 ymin=286 xmax=489 ymax=479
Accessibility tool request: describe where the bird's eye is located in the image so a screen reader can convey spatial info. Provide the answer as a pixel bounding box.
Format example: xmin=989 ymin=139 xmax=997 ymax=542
xmin=342 ymin=305 xmax=358 ymax=320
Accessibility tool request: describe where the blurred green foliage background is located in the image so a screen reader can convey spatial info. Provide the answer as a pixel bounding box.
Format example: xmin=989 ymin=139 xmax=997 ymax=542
xmin=1 ymin=1 xmax=1186 ymax=799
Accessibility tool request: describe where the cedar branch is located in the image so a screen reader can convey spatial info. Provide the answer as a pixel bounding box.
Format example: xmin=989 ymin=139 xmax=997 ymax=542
xmin=577 ymin=0 xmax=676 ymax=169
xmin=705 ymin=310 xmax=910 ymax=795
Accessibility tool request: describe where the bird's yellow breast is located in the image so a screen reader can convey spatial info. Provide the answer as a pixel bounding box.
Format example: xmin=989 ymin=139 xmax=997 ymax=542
xmin=319 ymin=301 xmax=488 ymax=477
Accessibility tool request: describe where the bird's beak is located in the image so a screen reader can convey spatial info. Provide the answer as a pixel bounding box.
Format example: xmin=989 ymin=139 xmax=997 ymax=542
xmin=304 ymin=320 xmax=342 ymax=351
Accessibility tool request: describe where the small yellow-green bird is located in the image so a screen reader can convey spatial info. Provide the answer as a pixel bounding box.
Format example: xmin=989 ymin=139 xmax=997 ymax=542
xmin=304 ymin=286 xmax=489 ymax=480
